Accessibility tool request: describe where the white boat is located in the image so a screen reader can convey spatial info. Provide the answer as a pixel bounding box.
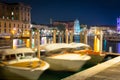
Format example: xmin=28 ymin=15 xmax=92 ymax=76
xmin=0 ymin=48 xmax=49 ymax=80
xmin=40 ymin=43 xmax=90 ymax=52
xmin=43 ymin=53 xmax=91 ymax=72
xmin=40 ymin=43 xmax=91 ymax=72
xmin=73 ymin=50 xmax=106 ymax=66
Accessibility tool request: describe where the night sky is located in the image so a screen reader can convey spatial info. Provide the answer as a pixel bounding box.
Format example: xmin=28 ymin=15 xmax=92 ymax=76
xmin=2 ymin=0 xmax=120 ymax=26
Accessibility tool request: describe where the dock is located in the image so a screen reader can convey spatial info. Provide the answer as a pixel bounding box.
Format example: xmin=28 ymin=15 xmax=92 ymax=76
xmin=62 ymin=56 xmax=120 ymax=80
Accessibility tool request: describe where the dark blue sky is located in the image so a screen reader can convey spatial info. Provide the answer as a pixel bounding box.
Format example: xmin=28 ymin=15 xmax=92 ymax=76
xmin=2 ymin=0 xmax=120 ymax=26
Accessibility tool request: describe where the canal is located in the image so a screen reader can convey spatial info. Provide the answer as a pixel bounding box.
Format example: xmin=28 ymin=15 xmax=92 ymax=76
xmin=0 ymin=36 xmax=120 ymax=80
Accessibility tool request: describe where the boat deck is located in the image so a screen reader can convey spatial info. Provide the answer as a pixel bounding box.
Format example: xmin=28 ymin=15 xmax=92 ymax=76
xmin=62 ymin=56 xmax=120 ymax=80
xmin=11 ymin=61 xmax=45 ymax=68
xmin=1 ymin=60 xmax=45 ymax=69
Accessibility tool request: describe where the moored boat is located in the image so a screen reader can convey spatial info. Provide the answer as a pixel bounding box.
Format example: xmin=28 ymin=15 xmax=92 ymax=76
xmin=40 ymin=43 xmax=91 ymax=72
xmin=73 ymin=50 xmax=106 ymax=66
xmin=42 ymin=53 xmax=91 ymax=72
xmin=0 ymin=48 xmax=49 ymax=80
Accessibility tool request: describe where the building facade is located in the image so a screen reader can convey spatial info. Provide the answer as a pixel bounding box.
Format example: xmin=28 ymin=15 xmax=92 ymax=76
xmin=53 ymin=20 xmax=74 ymax=31
xmin=0 ymin=2 xmax=31 ymax=36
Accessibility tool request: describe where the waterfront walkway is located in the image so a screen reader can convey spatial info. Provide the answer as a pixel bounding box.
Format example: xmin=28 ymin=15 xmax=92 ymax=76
xmin=62 ymin=56 xmax=120 ymax=80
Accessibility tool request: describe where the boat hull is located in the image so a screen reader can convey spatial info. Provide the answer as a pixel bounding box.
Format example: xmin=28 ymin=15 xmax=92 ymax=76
xmin=84 ymin=54 xmax=105 ymax=66
xmin=0 ymin=61 xmax=49 ymax=80
xmin=43 ymin=54 xmax=91 ymax=72
xmin=73 ymin=50 xmax=105 ymax=66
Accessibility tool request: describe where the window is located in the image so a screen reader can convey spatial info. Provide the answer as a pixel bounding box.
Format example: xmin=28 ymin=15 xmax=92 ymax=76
xmin=12 ymin=16 xmax=14 ymax=20
xmin=4 ymin=29 xmax=6 ymax=33
xmin=14 ymin=24 xmax=15 ymax=27
xmin=11 ymin=54 xmax=16 ymax=60
xmin=9 ymin=23 xmax=11 ymax=28
xmin=4 ymin=22 xmax=6 ymax=27
xmin=22 ymin=24 xmax=23 ymax=28
xmin=18 ymin=24 xmax=19 ymax=28
xmin=25 ymin=25 xmax=26 ymax=28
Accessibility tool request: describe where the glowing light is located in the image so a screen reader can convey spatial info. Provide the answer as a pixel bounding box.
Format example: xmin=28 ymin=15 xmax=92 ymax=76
xmin=41 ymin=37 xmax=47 ymax=44
xmin=11 ymin=30 xmax=15 ymax=34
xmin=32 ymin=39 xmax=34 ymax=48
xmin=94 ymin=29 xmax=100 ymax=52
xmin=13 ymin=39 xmax=17 ymax=49
xmin=26 ymin=39 xmax=30 ymax=47
xmin=11 ymin=12 xmax=14 ymax=15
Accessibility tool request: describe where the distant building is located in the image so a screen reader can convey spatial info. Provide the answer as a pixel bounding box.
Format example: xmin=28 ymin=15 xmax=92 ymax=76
xmin=117 ymin=17 xmax=120 ymax=31
xmin=74 ymin=19 xmax=81 ymax=35
xmin=90 ymin=25 xmax=116 ymax=31
xmin=81 ymin=24 xmax=87 ymax=29
xmin=0 ymin=2 xmax=31 ymax=36
xmin=53 ymin=20 xmax=74 ymax=31
xmin=90 ymin=25 xmax=116 ymax=35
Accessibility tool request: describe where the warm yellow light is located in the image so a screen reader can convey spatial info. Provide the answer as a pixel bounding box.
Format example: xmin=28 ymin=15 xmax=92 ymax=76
xmin=26 ymin=39 xmax=30 ymax=47
xmin=11 ymin=30 xmax=15 ymax=34
xmin=94 ymin=29 xmax=100 ymax=52
xmin=27 ymin=31 xmax=30 ymax=35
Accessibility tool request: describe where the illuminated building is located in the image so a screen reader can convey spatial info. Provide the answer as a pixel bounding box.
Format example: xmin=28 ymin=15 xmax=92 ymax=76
xmin=74 ymin=19 xmax=81 ymax=35
xmin=117 ymin=17 xmax=120 ymax=31
xmin=0 ymin=2 xmax=31 ymax=36
xmin=53 ymin=20 xmax=74 ymax=31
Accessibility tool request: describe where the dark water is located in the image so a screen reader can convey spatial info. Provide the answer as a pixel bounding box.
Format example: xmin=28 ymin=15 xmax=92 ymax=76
xmin=0 ymin=65 xmax=92 ymax=80
xmin=39 ymin=64 xmax=92 ymax=80
xmin=103 ymin=40 xmax=120 ymax=53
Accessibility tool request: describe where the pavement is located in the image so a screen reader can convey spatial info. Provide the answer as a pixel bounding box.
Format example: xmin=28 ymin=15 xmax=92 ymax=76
xmin=62 ymin=56 xmax=120 ymax=80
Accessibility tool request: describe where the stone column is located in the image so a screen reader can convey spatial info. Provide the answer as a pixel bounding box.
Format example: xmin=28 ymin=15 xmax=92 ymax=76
xmin=61 ymin=31 xmax=64 ymax=43
xmin=34 ymin=32 xmax=37 ymax=49
xmin=70 ymin=30 xmax=73 ymax=43
xmin=37 ymin=29 xmax=40 ymax=59
xmin=29 ymin=30 xmax=32 ymax=48
xmin=80 ymin=31 xmax=83 ymax=43
xmin=100 ymin=30 xmax=103 ymax=53
xmin=84 ymin=30 xmax=88 ymax=44
xmin=65 ymin=29 xmax=68 ymax=43
xmin=53 ymin=29 xmax=56 ymax=43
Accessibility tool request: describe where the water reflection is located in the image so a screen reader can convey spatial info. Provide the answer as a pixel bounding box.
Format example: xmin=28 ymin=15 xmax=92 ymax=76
xmin=13 ymin=39 xmax=25 ymax=49
xmin=117 ymin=43 xmax=120 ymax=53
xmin=12 ymin=37 xmax=120 ymax=54
xmin=103 ymin=40 xmax=107 ymax=52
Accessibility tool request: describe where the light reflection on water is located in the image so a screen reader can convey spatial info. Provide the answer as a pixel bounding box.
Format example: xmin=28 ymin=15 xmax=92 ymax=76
xmin=11 ymin=37 xmax=120 ymax=53
xmin=117 ymin=43 xmax=120 ymax=53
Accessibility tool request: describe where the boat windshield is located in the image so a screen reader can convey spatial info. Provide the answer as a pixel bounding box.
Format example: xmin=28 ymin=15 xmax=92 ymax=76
xmin=24 ymin=53 xmax=34 ymax=59
xmin=2 ymin=54 xmax=16 ymax=61
xmin=16 ymin=53 xmax=35 ymax=59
